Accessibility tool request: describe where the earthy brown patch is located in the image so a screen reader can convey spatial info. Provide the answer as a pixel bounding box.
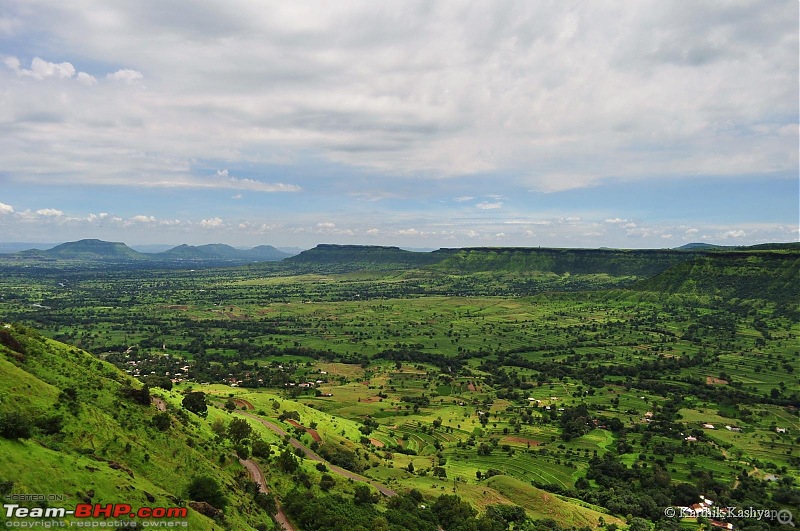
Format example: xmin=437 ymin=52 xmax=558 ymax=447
xmin=361 ymin=396 xmax=381 ymax=403
xmin=233 ymin=398 xmax=254 ymax=409
xmin=285 ymin=419 xmax=322 ymax=442
xmin=369 ymin=438 xmax=385 ymax=448
xmin=706 ymin=376 xmax=729 ymax=385
xmin=467 ymin=382 xmax=477 ymax=392
xmin=501 ymin=436 xmax=540 ymax=446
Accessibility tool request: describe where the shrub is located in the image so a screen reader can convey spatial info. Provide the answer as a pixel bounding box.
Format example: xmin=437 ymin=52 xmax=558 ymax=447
xmin=0 ymin=412 xmax=32 ymax=439
xmin=186 ymin=476 xmax=227 ymax=509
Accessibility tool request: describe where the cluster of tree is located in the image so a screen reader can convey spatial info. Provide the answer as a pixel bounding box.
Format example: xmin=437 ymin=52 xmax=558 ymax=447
xmin=549 ymin=452 xmax=800 ymax=528
xmin=316 ymin=442 xmax=364 ymax=473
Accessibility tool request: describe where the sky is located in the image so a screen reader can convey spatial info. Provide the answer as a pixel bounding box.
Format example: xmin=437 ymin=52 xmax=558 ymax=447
xmin=0 ymin=1 xmax=797 ymax=250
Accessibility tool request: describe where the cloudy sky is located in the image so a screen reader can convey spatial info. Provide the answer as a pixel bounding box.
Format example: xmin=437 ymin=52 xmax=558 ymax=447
xmin=0 ymin=1 xmax=797 ymax=249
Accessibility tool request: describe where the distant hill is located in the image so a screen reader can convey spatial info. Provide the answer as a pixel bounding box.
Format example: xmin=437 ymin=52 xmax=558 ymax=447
xmin=243 ymin=244 xmax=292 ymax=260
xmin=674 ymin=242 xmax=800 ymax=251
xmin=286 ymin=244 xmax=443 ymax=271
xmin=637 ymin=251 xmax=800 ymax=304
xmin=277 ymin=246 xmax=304 ymax=256
xmin=130 ymin=243 xmax=177 ymax=253
xmin=674 ymin=243 xmax=728 ymax=251
xmin=3 ymin=239 xmax=292 ymax=264
xmin=34 ymin=239 xmax=147 ymax=260
xmin=428 ymin=247 xmax=697 ymax=277
xmin=159 ymin=243 xmax=289 ymax=261
xmin=0 ymin=242 xmax=59 ymax=253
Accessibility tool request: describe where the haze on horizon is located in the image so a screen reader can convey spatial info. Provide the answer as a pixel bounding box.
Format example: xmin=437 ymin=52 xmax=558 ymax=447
xmin=0 ymin=1 xmax=797 ymax=250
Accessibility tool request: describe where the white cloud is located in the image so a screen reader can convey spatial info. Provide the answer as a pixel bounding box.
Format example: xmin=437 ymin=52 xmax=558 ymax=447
xmin=317 ymin=222 xmax=336 ymax=229
xmin=454 ymin=196 xmax=474 ymax=203
xmin=604 ymin=218 xmax=627 ymax=224
xmin=398 ymin=228 xmax=419 ymax=236
xmin=722 ymin=230 xmax=746 ymax=239
xmin=476 ymin=202 xmax=503 ymax=210
xmin=106 ymin=69 xmax=143 ymax=84
xmin=231 ymin=194 xmax=242 ymax=200
xmin=76 ymin=72 xmax=97 ymax=85
xmin=0 ymin=202 xmax=14 ymax=214
xmin=6 ymin=57 xmax=75 ymax=80
xmin=130 ymin=215 xmax=155 ymax=223
xmin=685 ymin=228 xmax=699 ymax=234
xmin=200 ymin=217 xmax=223 ymax=228
xmin=1 ymin=2 xmax=792 ymax=195
xmin=36 ymin=208 xmax=63 ymax=217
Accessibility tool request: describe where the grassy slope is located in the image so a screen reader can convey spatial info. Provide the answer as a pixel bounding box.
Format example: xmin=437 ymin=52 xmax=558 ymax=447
xmin=637 ymin=252 xmax=800 ymax=303
xmin=485 ymin=475 xmax=624 ymax=527
xmin=0 ymin=325 xmax=273 ymax=530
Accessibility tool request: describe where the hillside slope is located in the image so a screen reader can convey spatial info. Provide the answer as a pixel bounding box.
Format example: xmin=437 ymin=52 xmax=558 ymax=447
xmin=0 ymin=325 xmax=275 ymax=529
xmin=636 ymin=251 xmax=800 ymax=304
xmin=429 ymin=247 xmax=696 ymax=277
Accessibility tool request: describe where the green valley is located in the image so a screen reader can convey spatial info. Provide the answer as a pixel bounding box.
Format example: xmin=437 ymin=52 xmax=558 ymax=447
xmin=0 ymin=243 xmax=797 ymax=531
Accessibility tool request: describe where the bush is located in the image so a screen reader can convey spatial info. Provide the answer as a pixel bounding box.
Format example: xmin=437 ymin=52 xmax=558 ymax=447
xmin=186 ymin=476 xmax=227 ymax=509
xmin=0 ymin=412 xmax=32 ymax=439
xmin=319 ymin=474 xmax=336 ymax=491
xmin=151 ymin=412 xmax=171 ymax=432
xmin=35 ymin=414 xmax=64 ymax=435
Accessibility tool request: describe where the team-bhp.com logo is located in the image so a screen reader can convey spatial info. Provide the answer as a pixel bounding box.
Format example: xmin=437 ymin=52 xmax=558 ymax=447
xmin=4 ymin=503 xmax=188 ymax=527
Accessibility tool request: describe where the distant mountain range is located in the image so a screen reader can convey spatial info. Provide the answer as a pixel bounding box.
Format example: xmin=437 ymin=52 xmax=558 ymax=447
xmin=3 ymin=239 xmax=296 ymax=263
xmin=1 ymin=239 xmax=796 ymax=267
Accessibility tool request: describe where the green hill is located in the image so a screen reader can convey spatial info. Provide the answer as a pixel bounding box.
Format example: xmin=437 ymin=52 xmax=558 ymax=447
xmin=159 ymin=243 xmax=289 ymax=262
xmin=429 ymin=247 xmax=696 ymax=277
xmin=286 ymin=244 xmax=443 ymax=271
xmin=636 ymin=251 xmax=800 ymax=303
xmin=0 ymin=325 xmax=275 ymax=529
xmin=39 ymin=239 xmax=147 ymax=261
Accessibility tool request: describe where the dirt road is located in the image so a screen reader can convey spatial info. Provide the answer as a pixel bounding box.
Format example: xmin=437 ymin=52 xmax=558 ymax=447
xmin=239 ymin=457 xmax=296 ymax=531
xmin=238 ymin=412 xmax=397 ymax=497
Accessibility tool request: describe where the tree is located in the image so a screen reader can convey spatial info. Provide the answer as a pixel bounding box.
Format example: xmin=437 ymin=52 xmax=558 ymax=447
xmin=276 ymin=448 xmax=298 ymax=473
xmin=187 ymin=476 xmax=227 ymax=509
xmin=182 ymin=392 xmax=208 ymax=417
xmin=431 ymin=494 xmax=476 ymax=530
xmin=255 ymin=492 xmax=277 ymax=515
xmin=251 ymin=439 xmax=271 ymax=459
xmin=319 ymin=474 xmax=336 ymax=491
xmin=228 ymin=418 xmax=252 ymax=444
xmin=353 ymin=484 xmax=376 ymax=505
xmin=407 ymin=462 xmax=415 ymax=473
xmin=151 ymin=412 xmax=171 ymax=431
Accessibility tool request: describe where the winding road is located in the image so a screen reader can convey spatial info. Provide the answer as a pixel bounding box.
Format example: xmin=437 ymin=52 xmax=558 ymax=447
xmin=237 ymin=411 xmax=397 ymax=497
xmin=239 ymin=457 xmax=296 ymax=531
